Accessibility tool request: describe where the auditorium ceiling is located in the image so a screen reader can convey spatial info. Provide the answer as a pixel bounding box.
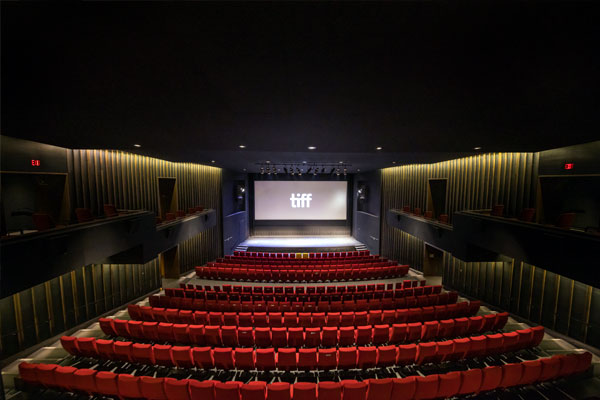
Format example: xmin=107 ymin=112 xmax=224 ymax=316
xmin=3 ymin=3 xmax=600 ymax=172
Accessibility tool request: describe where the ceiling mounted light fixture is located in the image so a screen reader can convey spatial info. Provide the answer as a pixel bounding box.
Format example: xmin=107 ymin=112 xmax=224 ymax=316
xmin=211 ymin=160 xmax=216 ymax=163
xmin=239 ymin=145 xmax=246 ymax=149
xmin=474 ymin=146 xmax=482 ymax=150
xmin=307 ymin=146 xmax=317 ymax=150
xmin=376 ymin=146 xmax=382 ymax=150
xmin=133 ymin=144 xmax=141 ymax=148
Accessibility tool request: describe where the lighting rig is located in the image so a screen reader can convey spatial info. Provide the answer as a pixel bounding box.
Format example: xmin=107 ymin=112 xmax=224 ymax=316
xmin=256 ymin=162 xmax=351 ymax=176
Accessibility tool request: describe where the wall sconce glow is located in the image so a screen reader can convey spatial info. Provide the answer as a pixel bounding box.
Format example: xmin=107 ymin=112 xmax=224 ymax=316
xmin=133 ymin=144 xmax=141 ymax=148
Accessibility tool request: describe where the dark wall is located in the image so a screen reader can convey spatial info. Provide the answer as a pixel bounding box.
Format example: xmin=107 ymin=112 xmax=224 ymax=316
xmin=352 ymin=170 xmax=381 ymax=254
xmin=249 ymin=174 xmax=352 ymax=236
xmin=1 ymin=135 xmax=68 ymax=173
xmin=222 ymin=169 xmax=249 ymax=255
xmin=538 ymin=140 xmax=600 ymax=176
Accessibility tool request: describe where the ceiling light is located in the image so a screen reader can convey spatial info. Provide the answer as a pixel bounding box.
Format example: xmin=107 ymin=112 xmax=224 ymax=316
xmin=392 ymin=161 xmax=396 ymax=164
xmin=239 ymin=145 xmax=246 ymax=149
xmin=307 ymin=146 xmax=317 ymax=150
xmin=357 ymin=169 xmax=361 ymax=172
xmin=265 ymin=160 xmax=270 ymax=164
xmin=243 ymin=168 xmax=246 ymax=171
xmin=376 ymin=146 xmax=382 ymax=150
xmin=133 ymin=144 xmax=141 ymax=148
xmin=474 ymin=146 xmax=482 ymax=150
xmin=211 ymin=160 xmax=215 ymax=163
xmin=302 ymin=161 xmax=307 ymax=164
xmin=339 ymin=161 xmax=344 ymax=164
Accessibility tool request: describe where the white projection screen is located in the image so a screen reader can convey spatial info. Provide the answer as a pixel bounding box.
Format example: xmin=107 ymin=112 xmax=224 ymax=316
xmin=254 ymin=181 xmax=347 ymax=220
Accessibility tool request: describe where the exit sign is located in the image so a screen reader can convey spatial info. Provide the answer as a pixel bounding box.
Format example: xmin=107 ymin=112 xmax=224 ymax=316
xmin=31 ymin=159 xmax=41 ymax=166
xmin=564 ymin=163 xmax=574 ymax=170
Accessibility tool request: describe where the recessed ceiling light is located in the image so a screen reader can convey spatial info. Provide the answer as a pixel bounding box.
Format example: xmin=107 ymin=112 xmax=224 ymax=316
xmin=339 ymin=161 xmax=344 ymax=164
xmin=239 ymin=145 xmax=246 ymax=149
xmin=357 ymin=169 xmax=361 ymax=172
xmin=243 ymin=168 xmax=246 ymax=171
xmin=302 ymin=161 xmax=307 ymax=164
xmin=307 ymin=146 xmax=317 ymax=150
xmin=211 ymin=160 xmax=215 ymax=163
xmin=392 ymin=161 xmax=396 ymax=164
xmin=474 ymin=146 xmax=482 ymax=150
xmin=133 ymin=144 xmax=141 ymax=148
xmin=376 ymin=146 xmax=382 ymax=150
xmin=266 ymin=160 xmax=270 ymax=164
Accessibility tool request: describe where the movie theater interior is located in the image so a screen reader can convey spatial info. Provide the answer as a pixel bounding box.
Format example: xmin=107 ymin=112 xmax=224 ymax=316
xmin=1 ymin=2 xmax=600 ymax=399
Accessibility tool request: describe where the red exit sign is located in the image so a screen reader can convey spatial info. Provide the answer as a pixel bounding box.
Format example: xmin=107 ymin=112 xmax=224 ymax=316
xmin=564 ymin=163 xmax=574 ymax=170
xmin=31 ymin=159 xmax=41 ymax=166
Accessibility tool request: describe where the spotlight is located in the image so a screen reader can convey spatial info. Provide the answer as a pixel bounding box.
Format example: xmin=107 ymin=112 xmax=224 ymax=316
xmin=260 ymin=167 xmax=264 ymax=175
xmin=298 ymin=168 xmax=302 ymax=176
xmin=267 ymin=166 xmax=271 ymax=175
xmin=133 ymin=144 xmax=142 ymax=148
xmin=313 ymin=168 xmax=318 ymax=176
xmin=343 ymin=168 xmax=347 ymax=176
xmin=307 ymin=146 xmax=317 ymax=150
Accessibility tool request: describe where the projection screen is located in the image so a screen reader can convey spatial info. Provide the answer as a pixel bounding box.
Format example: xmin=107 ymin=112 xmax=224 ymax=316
xmin=254 ymin=181 xmax=347 ymax=220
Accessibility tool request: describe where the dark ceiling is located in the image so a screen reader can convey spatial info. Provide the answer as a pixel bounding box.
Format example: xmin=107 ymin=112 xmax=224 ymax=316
xmin=2 ymin=2 xmax=600 ymax=172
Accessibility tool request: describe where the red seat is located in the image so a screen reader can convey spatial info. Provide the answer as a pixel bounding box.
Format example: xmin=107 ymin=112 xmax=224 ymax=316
xmin=214 ymin=348 xmax=235 ymax=369
xmin=153 ymin=344 xmax=173 ymax=366
xmin=113 ymin=341 xmax=133 ymax=363
xmin=241 ymin=382 xmax=266 ymax=400
xmin=519 ymin=360 xmax=542 ymax=385
xmin=479 ymin=365 xmax=502 ymax=392
xmin=277 ymin=348 xmax=297 ymax=371
xmin=189 ymin=380 xmax=218 ymax=400
xmin=414 ymin=375 xmax=438 ymax=400
xmin=342 ymin=380 xmax=367 ymax=400
xmin=338 ymin=347 xmax=358 ymax=369
xmin=318 ymin=382 xmax=342 ymax=400
xmin=267 ymin=382 xmax=291 ymax=400
xmin=436 ymin=371 xmax=461 ymax=398
xmin=366 ymin=378 xmax=392 ymax=400
xmin=293 ymin=382 xmax=317 ymax=400
xmin=322 ymin=327 xmax=338 ymax=347
xmin=215 ymin=381 xmax=242 ymax=400
xmin=164 ymin=378 xmax=191 ymax=400
xmin=171 ymin=346 xmax=194 ymax=369
xmin=96 ymin=371 xmax=120 ymax=397
xmin=339 ymin=326 xmax=355 ymax=346
xmin=132 ymin=343 xmax=154 ymax=365
xmin=390 ymin=376 xmax=416 ymax=400
xmin=298 ymin=348 xmax=317 ymax=371
xmin=377 ymin=346 xmax=397 ymax=366
xmin=117 ymin=374 xmax=143 ymax=399
xmin=318 ymin=348 xmax=337 ymax=370
xmin=416 ymin=342 xmax=436 ymax=364
xmin=256 ymin=348 xmax=276 ymax=370
xmin=54 ymin=366 xmax=77 ymax=391
xmin=458 ymin=369 xmax=482 ymax=395
xmin=192 ymin=347 xmax=214 ymax=369
xmin=500 ymin=363 xmax=523 ymax=388
xmin=235 ymin=348 xmax=255 ymax=369
xmin=397 ymin=344 xmax=417 ymax=365
xmin=140 ymin=376 xmax=168 ymax=400
xmin=358 ymin=346 xmax=377 ymax=368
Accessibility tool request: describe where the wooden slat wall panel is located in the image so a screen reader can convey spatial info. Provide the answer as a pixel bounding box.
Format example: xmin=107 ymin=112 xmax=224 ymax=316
xmin=0 ymin=260 xmax=160 ymax=359
xmin=381 ymin=152 xmax=538 ymax=258
xmin=67 ymin=149 xmax=223 ymax=267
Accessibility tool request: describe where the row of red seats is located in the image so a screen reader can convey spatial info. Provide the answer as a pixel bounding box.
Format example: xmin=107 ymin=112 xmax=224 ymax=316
xmin=18 ymin=352 xmax=593 ymax=400
xmin=206 ymin=262 xmax=396 ymax=271
xmin=196 ymin=266 xmax=409 ymax=282
xmin=220 ymin=256 xmax=380 ymax=265
xmin=128 ymin=299 xmax=471 ymax=327
xmin=146 ymin=291 xmax=454 ymax=314
xmin=61 ymin=327 xmax=542 ymax=371
xmin=178 ymin=279 xmax=423 ymax=294
xmin=232 ymin=250 xmax=370 ymax=258
xmin=164 ymin=285 xmax=440 ymax=302
xmin=212 ymin=260 xmax=383 ymax=268
xmin=99 ymin=314 xmax=497 ymax=348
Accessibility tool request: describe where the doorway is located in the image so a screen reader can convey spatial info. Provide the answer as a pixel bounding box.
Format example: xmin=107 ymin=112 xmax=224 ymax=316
xmin=423 ymin=243 xmax=444 ymax=277
xmin=158 ymin=177 xmax=177 ymax=220
xmin=427 ymin=179 xmax=447 ymax=219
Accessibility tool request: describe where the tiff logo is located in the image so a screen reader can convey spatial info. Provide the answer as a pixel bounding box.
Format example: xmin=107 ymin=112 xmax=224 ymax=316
xmin=290 ymin=193 xmax=312 ymax=208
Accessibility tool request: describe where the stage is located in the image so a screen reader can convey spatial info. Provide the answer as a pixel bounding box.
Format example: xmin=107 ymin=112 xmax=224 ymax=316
xmin=237 ymin=236 xmax=366 ymax=253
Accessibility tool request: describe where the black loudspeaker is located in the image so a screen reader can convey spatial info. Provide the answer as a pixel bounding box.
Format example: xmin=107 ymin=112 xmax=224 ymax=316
xmin=234 ymin=181 xmax=246 ymax=212
xmin=357 ymin=183 xmax=368 ymax=212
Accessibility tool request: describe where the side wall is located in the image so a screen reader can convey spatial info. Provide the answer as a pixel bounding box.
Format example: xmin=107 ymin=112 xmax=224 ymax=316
xmin=352 ymin=170 xmax=381 ymax=255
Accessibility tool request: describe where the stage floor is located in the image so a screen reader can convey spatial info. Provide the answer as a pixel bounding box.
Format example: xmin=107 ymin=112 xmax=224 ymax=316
xmin=239 ymin=236 xmax=363 ymax=249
